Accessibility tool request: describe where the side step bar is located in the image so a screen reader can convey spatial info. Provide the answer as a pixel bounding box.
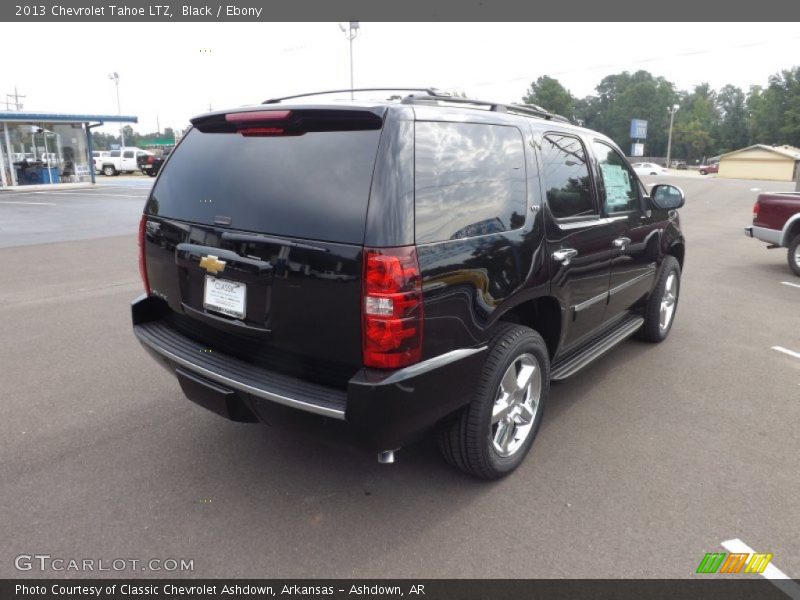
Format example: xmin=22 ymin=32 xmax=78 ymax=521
xmin=551 ymin=314 xmax=644 ymax=381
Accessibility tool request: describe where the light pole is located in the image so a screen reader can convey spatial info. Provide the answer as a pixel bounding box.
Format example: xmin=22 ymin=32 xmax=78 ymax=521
xmin=666 ymin=104 xmax=679 ymax=169
xmin=339 ymin=22 xmax=360 ymax=99
xmin=108 ymin=72 xmax=125 ymax=148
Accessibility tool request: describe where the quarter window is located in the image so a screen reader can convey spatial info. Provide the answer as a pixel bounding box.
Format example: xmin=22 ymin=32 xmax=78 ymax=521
xmin=414 ymin=122 xmax=527 ymax=244
xmin=592 ymin=141 xmax=639 ymax=214
xmin=540 ymin=134 xmax=595 ymax=219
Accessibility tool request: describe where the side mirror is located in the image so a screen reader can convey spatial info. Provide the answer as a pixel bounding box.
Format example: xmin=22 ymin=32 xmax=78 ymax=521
xmin=650 ymin=184 xmax=685 ymax=210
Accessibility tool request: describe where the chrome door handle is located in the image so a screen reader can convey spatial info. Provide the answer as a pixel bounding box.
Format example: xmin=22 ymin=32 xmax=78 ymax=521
xmin=552 ymin=248 xmax=578 ymax=266
xmin=613 ymin=237 xmax=631 ymax=249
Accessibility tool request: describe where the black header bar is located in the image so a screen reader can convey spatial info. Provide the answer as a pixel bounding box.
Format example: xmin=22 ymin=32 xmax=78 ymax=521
xmin=2 ymin=0 xmax=800 ymax=21
xmin=2 ymin=579 xmax=799 ymax=600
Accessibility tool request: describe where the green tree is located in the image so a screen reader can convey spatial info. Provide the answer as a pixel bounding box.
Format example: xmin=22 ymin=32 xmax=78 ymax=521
xmin=672 ymin=84 xmax=720 ymax=161
xmin=749 ymin=67 xmax=800 ymax=147
xmin=522 ymin=76 xmax=576 ymax=120
xmin=716 ymin=84 xmax=749 ymax=153
xmin=518 ymin=64 xmax=800 ymax=159
xmin=90 ymin=131 xmax=117 ymax=150
xmin=121 ymin=125 xmax=138 ymax=147
xmin=581 ymin=70 xmax=678 ymax=157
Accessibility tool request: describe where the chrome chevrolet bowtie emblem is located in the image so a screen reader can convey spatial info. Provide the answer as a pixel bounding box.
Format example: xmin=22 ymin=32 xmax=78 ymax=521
xmin=199 ymin=255 xmax=226 ymax=275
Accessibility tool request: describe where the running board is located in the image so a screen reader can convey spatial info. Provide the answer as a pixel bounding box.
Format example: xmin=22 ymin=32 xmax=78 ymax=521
xmin=550 ymin=314 xmax=644 ymax=381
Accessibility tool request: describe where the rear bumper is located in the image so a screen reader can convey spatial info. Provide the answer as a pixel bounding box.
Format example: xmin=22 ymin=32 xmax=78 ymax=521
xmin=132 ymin=295 xmax=486 ymax=451
xmin=745 ymin=225 xmax=782 ymax=246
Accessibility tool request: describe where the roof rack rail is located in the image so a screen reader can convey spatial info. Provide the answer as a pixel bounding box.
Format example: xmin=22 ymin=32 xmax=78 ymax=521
xmin=401 ymin=94 xmax=571 ymax=123
xmin=263 ymin=87 xmax=449 ymax=104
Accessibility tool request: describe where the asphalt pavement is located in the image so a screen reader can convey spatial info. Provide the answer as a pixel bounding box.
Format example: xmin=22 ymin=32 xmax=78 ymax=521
xmin=0 ymin=177 xmax=150 ymax=248
xmin=1 ymin=176 xmax=798 ymax=579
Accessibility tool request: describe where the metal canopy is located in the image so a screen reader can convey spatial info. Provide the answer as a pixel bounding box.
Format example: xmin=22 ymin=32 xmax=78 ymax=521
xmin=0 ymin=112 xmax=138 ymax=124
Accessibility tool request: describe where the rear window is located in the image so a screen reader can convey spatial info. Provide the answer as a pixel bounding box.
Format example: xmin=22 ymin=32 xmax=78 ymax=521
xmin=147 ymin=127 xmax=382 ymax=244
xmin=414 ymin=122 xmax=527 ymax=244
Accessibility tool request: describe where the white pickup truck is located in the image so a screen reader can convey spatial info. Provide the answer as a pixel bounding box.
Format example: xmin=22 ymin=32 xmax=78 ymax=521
xmin=92 ymin=151 xmax=110 ymax=174
xmin=97 ymin=148 xmax=151 ymax=176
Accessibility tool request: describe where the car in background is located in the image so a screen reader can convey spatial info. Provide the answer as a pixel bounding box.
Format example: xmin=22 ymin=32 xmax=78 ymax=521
xmin=98 ymin=148 xmax=152 ymax=176
xmin=671 ymin=160 xmax=687 ymax=170
xmin=92 ymin=151 xmax=111 ymax=174
xmin=699 ymin=163 xmax=719 ymax=175
xmin=744 ymin=191 xmax=800 ymax=275
xmin=632 ymin=162 xmax=668 ymax=176
xmin=137 ymin=146 xmax=173 ymax=177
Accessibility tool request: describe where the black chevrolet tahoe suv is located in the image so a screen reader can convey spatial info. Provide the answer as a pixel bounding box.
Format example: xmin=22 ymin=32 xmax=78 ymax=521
xmin=132 ymin=88 xmax=686 ymax=479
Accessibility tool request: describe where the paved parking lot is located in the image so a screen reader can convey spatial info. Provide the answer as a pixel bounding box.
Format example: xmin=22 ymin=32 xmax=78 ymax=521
xmin=1 ymin=176 xmax=798 ymax=579
xmin=0 ymin=179 xmax=149 ymax=248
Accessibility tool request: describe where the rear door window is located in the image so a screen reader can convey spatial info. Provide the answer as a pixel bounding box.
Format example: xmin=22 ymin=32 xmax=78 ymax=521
xmin=540 ymin=134 xmax=596 ymax=219
xmin=147 ymin=127 xmax=382 ymax=245
xmin=414 ymin=121 xmax=527 ymax=244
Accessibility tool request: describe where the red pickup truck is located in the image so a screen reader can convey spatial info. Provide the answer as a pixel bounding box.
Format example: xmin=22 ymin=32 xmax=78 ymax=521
xmin=745 ymin=191 xmax=800 ymax=275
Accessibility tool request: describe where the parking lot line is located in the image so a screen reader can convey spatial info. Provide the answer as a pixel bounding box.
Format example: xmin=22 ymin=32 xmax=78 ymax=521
xmin=781 ymin=282 xmax=800 ymax=289
xmin=721 ymin=539 xmax=800 ymax=599
xmin=771 ymin=346 xmax=800 ymax=361
xmin=0 ymin=201 xmax=56 ymax=206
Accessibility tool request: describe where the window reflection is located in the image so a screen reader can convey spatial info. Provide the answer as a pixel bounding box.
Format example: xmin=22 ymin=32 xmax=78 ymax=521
xmin=591 ymin=140 xmax=639 ymax=214
xmin=414 ymin=122 xmax=527 ymax=244
xmin=541 ymin=134 xmax=595 ymax=219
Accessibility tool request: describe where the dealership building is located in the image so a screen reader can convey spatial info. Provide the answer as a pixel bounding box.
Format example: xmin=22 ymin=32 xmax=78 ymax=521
xmin=0 ymin=111 xmax=137 ymax=188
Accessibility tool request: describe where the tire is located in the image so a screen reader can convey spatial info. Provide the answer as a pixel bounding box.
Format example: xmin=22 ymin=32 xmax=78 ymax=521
xmin=788 ymin=234 xmax=800 ymax=277
xmin=147 ymin=170 xmax=157 ymax=177
xmin=637 ymin=255 xmax=681 ymax=342
xmin=699 ymin=170 xmax=707 ymax=175
xmin=102 ymin=165 xmax=117 ymax=177
xmin=438 ymin=324 xmax=550 ymax=480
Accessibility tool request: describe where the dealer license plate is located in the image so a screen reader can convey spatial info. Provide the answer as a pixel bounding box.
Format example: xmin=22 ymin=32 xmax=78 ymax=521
xmin=203 ymin=276 xmax=246 ymax=319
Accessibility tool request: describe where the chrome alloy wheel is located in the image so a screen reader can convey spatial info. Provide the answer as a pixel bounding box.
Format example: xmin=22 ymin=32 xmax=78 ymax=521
xmin=794 ymin=245 xmax=800 ymax=267
xmin=659 ymin=272 xmax=678 ymax=332
xmin=490 ymin=353 xmax=542 ymax=458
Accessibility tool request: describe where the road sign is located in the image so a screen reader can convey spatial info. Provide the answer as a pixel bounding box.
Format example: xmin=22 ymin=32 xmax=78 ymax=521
xmin=630 ymin=119 xmax=648 ymax=139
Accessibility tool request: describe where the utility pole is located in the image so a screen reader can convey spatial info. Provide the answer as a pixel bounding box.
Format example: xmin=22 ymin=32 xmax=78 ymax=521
xmin=108 ymin=72 xmax=125 ymax=148
xmin=5 ymin=86 xmax=26 ymax=110
xmin=665 ymin=104 xmax=679 ymax=169
xmin=339 ymin=22 xmax=360 ymax=99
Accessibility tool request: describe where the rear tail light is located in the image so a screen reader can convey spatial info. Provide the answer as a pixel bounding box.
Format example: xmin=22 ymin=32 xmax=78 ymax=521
xmin=752 ymin=200 xmax=760 ymax=223
xmin=138 ymin=215 xmax=151 ymax=296
xmin=362 ymin=246 xmax=423 ymax=369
